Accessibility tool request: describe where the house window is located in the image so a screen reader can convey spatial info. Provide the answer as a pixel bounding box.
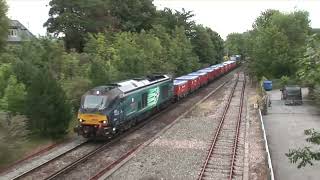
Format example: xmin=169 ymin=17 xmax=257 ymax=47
xmin=9 ymin=29 xmax=18 ymax=37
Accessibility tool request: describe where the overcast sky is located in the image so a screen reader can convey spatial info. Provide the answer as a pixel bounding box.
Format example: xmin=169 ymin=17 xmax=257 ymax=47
xmin=6 ymin=0 xmax=320 ymax=39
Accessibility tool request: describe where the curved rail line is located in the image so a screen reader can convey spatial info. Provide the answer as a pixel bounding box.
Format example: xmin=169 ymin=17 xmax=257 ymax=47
xmin=198 ymin=72 xmax=246 ymax=180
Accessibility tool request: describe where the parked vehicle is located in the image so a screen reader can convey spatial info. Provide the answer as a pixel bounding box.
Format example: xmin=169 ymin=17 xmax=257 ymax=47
xmin=281 ymin=85 xmax=302 ymax=105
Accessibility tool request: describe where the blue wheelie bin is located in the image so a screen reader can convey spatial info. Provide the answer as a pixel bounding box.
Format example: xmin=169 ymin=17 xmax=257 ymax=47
xmin=263 ymin=80 xmax=272 ymax=91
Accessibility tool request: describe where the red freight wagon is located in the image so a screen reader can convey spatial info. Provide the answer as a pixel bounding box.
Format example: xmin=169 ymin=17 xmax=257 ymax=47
xmin=188 ymin=72 xmax=209 ymax=87
xmin=198 ymin=68 xmax=215 ymax=81
xmin=173 ymin=80 xmax=189 ymax=100
xmin=211 ymin=65 xmax=222 ymax=77
xmin=175 ymin=75 xmax=200 ymax=92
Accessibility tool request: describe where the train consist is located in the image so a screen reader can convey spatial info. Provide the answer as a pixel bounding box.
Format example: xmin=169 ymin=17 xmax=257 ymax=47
xmin=74 ymin=61 xmax=237 ymax=138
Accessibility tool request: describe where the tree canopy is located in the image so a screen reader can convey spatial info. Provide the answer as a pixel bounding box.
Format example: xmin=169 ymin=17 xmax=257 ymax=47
xmin=0 ymin=0 xmax=8 ymax=50
xmin=231 ymin=9 xmax=311 ymax=79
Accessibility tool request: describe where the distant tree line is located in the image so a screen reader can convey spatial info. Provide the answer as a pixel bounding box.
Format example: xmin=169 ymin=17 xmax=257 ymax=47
xmin=0 ymin=0 xmax=224 ymax=140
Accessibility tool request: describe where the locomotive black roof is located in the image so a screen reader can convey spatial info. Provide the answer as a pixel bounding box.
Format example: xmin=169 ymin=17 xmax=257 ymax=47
xmin=87 ymin=74 xmax=171 ymax=97
xmin=116 ymin=74 xmax=171 ymax=94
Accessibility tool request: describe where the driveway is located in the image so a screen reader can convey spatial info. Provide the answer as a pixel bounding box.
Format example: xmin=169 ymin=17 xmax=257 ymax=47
xmin=263 ymin=88 xmax=320 ymax=180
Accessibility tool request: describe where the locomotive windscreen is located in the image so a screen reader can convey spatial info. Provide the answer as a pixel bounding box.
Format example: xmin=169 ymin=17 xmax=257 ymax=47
xmin=83 ymin=95 xmax=107 ymax=109
xmin=80 ymin=87 xmax=122 ymax=111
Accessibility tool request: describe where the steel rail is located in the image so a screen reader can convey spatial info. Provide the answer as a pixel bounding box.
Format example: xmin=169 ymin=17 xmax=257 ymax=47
xmin=198 ymin=73 xmax=240 ymax=180
xmin=228 ymin=75 xmax=246 ymax=180
xmin=13 ymin=140 xmax=89 ymax=180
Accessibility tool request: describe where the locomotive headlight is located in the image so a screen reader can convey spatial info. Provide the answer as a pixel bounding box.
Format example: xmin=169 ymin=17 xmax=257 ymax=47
xmin=79 ymin=119 xmax=83 ymax=122
xmin=103 ymin=120 xmax=107 ymax=124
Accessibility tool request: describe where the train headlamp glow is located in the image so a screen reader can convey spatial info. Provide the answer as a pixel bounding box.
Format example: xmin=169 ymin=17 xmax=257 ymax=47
xmin=103 ymin=120 xmax=107 ymax=124
xmin=79 ymin=119 xmax=84 ymax=122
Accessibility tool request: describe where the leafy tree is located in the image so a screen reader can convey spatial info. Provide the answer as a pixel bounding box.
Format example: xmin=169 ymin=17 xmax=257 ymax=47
xmin=169 ymin=26 xmax=200 ymax=75
xmin=206 ymin=28 xmax=224 ymax=63
xmin=155 ymin=8 xmax=195 ymax=38
xmin=109 ymin=0 xmax=156 ymax=32
xmin=0 ymin=63 xmax=12 ymax=97
xmin=287 ymin=129 xmax=320 ymax=168
xmin=11 ymin=60 xmax=37 ymax=88
xmin=0 ymin=75 xmax=26 ymax=114
xmin=44 ymin=0 xmax=117 ymax=51
xmin=191 ymin=25 xmax=216 ymax=65
xmin=84 ymin=33 xmax=119 ymax=84
xmin=0 ymin=0 xmax=8 ymax=50
xmin=225 ymin=33 xmax=246 ymax=56
xmin=25 ymin=70 xmax=72 ymax=137
xmin=250 ymin=25 xmax=291 ymax=78
xmin=45 ymin=0 xmax=156 ymax=51
xmin=247 ymin=10 xmax=310 ymax=78
xmin=112 ymin=32 xmax=147 ymax=77
xmin=62 ymin=78 xmax=91 ymax=111
xmin=297 ymin=35 xmax=320 ymax=86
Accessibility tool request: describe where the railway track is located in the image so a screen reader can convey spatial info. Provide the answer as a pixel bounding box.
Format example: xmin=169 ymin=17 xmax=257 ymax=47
xmin=198 ymin=72 xmax=246 ymax=180
xmin=13 ymin=109 xmax=166 ymax=180
xmin=7 ymin=69 xmax=239 ymax=180
xmin=12 ymin=140 xmax=90 ymax=179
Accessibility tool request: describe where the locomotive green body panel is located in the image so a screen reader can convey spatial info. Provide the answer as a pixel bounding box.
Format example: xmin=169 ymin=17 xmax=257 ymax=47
xmin=118 ymin=80 xmax=173 ymax=123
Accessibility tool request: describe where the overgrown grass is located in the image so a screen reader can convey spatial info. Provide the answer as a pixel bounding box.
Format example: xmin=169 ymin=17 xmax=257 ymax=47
xmin=0 ymin=134 xmax=54 ymax=168
xmin=68 ymin=115 xmax=78 ymax=136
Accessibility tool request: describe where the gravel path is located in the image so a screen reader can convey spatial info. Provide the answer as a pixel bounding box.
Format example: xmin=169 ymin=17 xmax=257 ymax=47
xmin=246 ymin=82 xmax=268 ymax=180
xmin=106 ymin=74 xmax=247 ymax=180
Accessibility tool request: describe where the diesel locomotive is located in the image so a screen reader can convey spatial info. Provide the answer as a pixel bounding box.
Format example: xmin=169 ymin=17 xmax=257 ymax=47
xmin=74 ymin=75 xmax=173 ymax=138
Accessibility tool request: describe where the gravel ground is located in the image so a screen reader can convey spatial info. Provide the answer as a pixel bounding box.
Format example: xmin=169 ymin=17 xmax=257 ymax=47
xmin=0 ymin=137 xmax=86 ymax=180
xmin=107 ymin=74 xmax=247 ymax=180
xmin=246 ymin=83 xmax=268 ymax=180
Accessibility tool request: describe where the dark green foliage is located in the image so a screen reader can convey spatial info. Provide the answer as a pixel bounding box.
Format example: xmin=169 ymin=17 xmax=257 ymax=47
xmin=109 ymin=0 xmax=156 ymax=32
xmin=0 ymin=0 xmax=8 ymax=51
xmin=154 ymin=8 xmax=195 ymax=38
xmin=44 ymin=0 xmax=157 ymax=51
xmin=62 ymin=78 xmax=91 ymax=112
xmin=0 ymin=64 xmax=12 ymax=97
xmin=44 ymin=0 xmax=118 ymax=51
xmin=286 ymin=129 xmax=320 ymax=168
xmin=191 ymin=25 xmax=217 ymax=65
xmin=206 ymin=29 xmax=224 ymax=63
xmin=25 ymin=70 xmax=72 ymax=137
xmin=88 ymin=60 xmax=110 ymax=86
xmin=12 ymin=60 xmax=37 ymax=88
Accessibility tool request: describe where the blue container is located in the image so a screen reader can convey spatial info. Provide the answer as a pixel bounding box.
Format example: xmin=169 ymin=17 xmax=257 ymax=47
xmin=263 ymin=80 xmax=272 ymax=91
